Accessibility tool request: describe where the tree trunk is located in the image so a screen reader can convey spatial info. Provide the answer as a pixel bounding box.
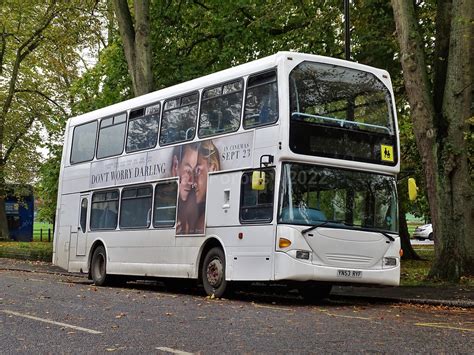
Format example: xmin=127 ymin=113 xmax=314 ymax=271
xmin=391 ymin=0 xmax=474 ymax=280
xmin=113 ymin=0 xmax=154 ymax=96
xmin=429 ymin=0 xmax=474 ymax=279
xmin=0 ymin=166 xmax=10 ymax=240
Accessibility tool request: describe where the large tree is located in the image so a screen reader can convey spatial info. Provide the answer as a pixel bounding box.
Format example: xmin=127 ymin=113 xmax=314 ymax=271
xmin=0 ymin=1 xmax=104 ymax=239
xmin=391 ymin=0 xmax=473 ymax=280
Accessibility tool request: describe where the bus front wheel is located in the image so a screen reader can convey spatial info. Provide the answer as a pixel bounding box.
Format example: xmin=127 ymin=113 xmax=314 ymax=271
xmin=91 ymin=245 xmax=108 ymax=286
xmin=202 ymin=247 xmax=228 ymax=298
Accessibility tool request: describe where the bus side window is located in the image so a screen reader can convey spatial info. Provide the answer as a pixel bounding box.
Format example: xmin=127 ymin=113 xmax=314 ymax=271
xmin=160 ymin=92 xmax=198 ymax=146
xmin=96 ymin=113 xmax=126 ymax=159
xmin=70 ymin=121 xmax=98 ymax=164
xmin=199 ymin=79 xmax=243 ymax=138
xmin=90 ymin=190 xmax=119 ymax=230
xmin=120 ymin=186 xmax=153 ymax=229
xmin=80 ymin=198 xmax=88 ymax=232
xmin=153 ymin=181 xmax=178 ymax=228
xmin=244 ymin=70 xmax=278 ymax=129
xmin=240 ymin=169 xmax=275 ymax=223
xmin=126 ymin=103 xmax=160 ymax=153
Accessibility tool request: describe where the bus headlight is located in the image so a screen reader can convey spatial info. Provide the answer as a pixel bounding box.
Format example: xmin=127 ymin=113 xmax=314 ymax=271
xmin=383 ymin=257 xmax=397 ymax=267
xmin=296 ymin=250 xmax=310 ymax=260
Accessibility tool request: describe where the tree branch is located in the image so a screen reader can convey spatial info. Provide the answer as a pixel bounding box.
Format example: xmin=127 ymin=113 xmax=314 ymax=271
xmin=267 ymin=20 xmax=311 ymax=36
xmin=184 ymin=34 xmax=222 ymax=57
xmin=192 ymin=0 xmax=211 ymax=11
xmin=14 ymin=89 xmax=68 ymax=116
xmin=2 ymin=115 xmax=36 ymax=165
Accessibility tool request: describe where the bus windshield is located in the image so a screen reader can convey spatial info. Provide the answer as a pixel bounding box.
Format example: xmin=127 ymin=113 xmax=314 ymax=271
xmin=289 ymin=62 xmax=397 ymax=165
xmin=278 ymin=163 xmax=398 ymax=233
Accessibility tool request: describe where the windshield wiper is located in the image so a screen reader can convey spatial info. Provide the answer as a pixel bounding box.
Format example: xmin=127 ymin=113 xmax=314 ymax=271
xmin=302 ymin=220 xmax=344 ymax=234
xmin=380 ymin=231 xmax=395 ymax=242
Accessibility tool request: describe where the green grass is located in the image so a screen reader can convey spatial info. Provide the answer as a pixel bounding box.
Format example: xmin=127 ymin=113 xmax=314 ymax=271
xmin=401 ymin=246 xmax=474 ymax=287
xmin=33 ymin=222 xmax=53 ymax=242
xmin=34 ymin=222 xmax=53 ymax=230
xmin=0 ymin=241 xmax=53 ymax=261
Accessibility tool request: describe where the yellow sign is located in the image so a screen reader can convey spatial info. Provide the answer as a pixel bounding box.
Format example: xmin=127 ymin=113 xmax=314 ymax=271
xmin=381 ymin=145 xmax=394 ymax=162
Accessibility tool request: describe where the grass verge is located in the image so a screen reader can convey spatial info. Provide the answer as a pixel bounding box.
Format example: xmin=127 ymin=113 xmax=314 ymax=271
xmin=33 ymin=222 xmax=54 ymax=242
xmin=0 ymin=241 xmax=52 ymax=262
xmin=402 ymin=246 xmax=474 ymax=287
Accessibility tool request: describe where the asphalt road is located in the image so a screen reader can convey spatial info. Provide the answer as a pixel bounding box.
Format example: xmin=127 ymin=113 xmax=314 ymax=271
xmin=1 ymin=269 xmax=472 ymax=354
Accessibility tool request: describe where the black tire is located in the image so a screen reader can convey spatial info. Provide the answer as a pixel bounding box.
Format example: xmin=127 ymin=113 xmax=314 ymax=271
xmin=90 ymin=245 xmax=109 ymax=286
xmin=201 ymin=247 xmax=228 ymax=298
xmin=299 ymin=282 xmax=332 ymax=302
xmin=428 ymin=233 xmax=434 ymax=241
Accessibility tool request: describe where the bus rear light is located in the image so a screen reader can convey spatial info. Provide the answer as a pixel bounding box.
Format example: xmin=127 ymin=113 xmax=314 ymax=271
xmin=278 ymin=238 xmax=291 ymax=248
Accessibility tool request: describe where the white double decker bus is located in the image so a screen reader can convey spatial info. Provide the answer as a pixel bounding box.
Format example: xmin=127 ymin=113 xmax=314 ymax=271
xmin=54 ymin=52 xmax=400 ymax=299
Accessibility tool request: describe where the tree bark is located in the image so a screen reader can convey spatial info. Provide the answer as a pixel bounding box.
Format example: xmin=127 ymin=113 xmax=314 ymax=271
xmin=113 ymin=0 xmax=154 ymax=96
xmin=429 ymin=0 xmax=474 ymax=278
xmin=0 ymin=165 xmax=9 ymax=240
xmin=391 ymin=0 xmax=474 ymax=280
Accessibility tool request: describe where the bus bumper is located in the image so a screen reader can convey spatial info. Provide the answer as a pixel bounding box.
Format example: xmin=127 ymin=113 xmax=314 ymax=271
xmin=274 ymin=252 xmax=400 ymax=286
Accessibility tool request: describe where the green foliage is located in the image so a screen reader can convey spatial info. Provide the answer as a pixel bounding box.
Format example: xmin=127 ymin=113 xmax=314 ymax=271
xmin=0 ymin=241 xmax=52 ymax=261
xmin=35 ymin=145 xmax=62 ymax=224
xmin=149 ymin=1 xmax=344 ymax=89
xmin=70 ymin=41 xmax=133 ymax=114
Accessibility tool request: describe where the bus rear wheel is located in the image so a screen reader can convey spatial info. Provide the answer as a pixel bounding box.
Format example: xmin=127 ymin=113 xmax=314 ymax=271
xmin=91 ymin=245 xmax=108 ymax=286
xmin=202 ymin=247 xmax=228 ymax=298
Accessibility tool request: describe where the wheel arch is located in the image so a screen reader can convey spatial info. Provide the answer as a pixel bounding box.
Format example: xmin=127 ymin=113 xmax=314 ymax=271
xmin=87 ymin=238 xmax=107 ymax=278
xmin=196 ymin=236 xmax=227 ymax=283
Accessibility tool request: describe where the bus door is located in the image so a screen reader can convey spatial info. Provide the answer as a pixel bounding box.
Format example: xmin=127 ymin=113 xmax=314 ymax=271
xmin=76 ymin=194 xmax=89 ymax=256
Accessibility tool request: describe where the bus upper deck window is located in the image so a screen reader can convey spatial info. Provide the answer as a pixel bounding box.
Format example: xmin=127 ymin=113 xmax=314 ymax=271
xmin=126 ymin=103 xmax=160 ymax=153
xmin=160 ymin=92 xmax=198 ymax=146
xmin=199 ymin=79 xmax=243 ymax=138
xmin=70 ymin=121 xmax=97 ymax=164
xmin=96 ymin=113 xmax=127 ymax=159
xmin=244 ymin=70 xmax=278 ymax=129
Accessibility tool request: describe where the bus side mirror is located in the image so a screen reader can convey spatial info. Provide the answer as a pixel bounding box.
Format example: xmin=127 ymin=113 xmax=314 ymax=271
xmin=408 ymin=178 xmax=418 ymax=201
xmin=252 ymin=171 xmax=266 ymax=190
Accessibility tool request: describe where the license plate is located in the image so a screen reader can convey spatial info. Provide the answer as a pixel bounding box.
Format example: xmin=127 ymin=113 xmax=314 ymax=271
xmin=337 ymin=269 xmax=362 ymax=278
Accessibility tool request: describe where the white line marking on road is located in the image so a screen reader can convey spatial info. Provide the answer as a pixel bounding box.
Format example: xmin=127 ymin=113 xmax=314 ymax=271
xmin=155 ymin=347 xmax=193 ymax=354
xmin=314 ymin=308 xmax=372 ymax=320
xmin=252 ymin=303 xmax=292 ymax=312
xmin=1 ymin=310 xmax=102 ymax=334
xmin=415 ymin=322 xmax=473 ymax=332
